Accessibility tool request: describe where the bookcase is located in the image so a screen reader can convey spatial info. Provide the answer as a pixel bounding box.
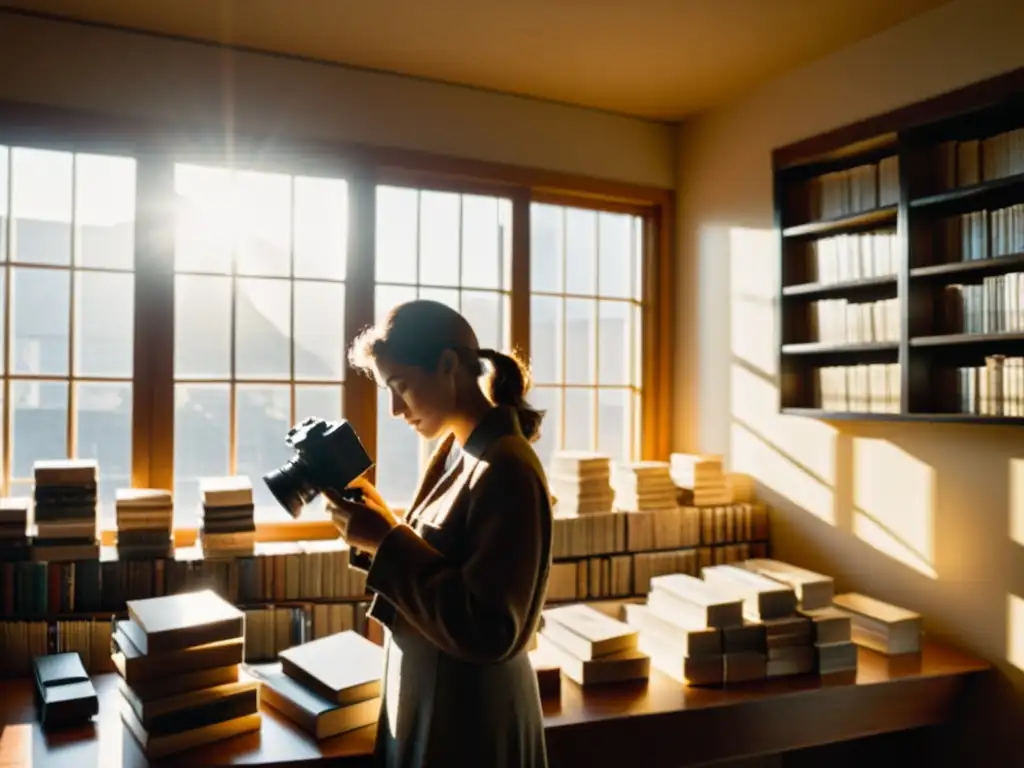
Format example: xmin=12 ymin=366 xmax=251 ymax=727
xmin=775 ymin=67 xmax=1024 ymax=424
xmin=0 ymin=501 xmax=770 ymax=677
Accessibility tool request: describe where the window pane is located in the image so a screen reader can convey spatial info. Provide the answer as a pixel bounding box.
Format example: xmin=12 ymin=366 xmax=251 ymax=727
xmin=564 ymin=298 xmax=596 ymax=385
xmin=530 ymin=386 xmax=560 ymax=468
xmin=376 ymin=186 xmax=417 ymax=282
xmin=598 ymin=212 xmax=632 ymax=299
xmin=11 ymin=380 xmax=67 ymax=480
xmin=632 ymin=303 xmax=643 ymax=388
xmin=461 ymin=290 xmax=502 ymax=352
xmin=236 ymin=384 xmax=292 ymax=512
xmin=235 ymin=277 xmax=290 ymax=379
xmin=174 ymin=164 xmax=234 ymax=274
xmin=563 ymin=388 xmax=594 ymax=452
xmin=11 ymin=148 xmax=72 ymax=266
xmin=75 ymin=154 xmax=136 ymax=270
xmin=597 ymin=388 xmax=630 ymax=463
xmin=11 ymin=267 xmax=69 ymax=376
xmin=76 ymin=381 xmax=132 ymax=514
xmin=530 ymin=203 xmax=562 ymax=293
xmin=530 ymin=295 xmax=561 ymax=385
xmin=294 ymin=176 xmax=347 ymax=280
xmin=295 ymin=384 xmax=342 ymax=423
xmin=461 ymin=194 xmax=502 ymax=290
xmin=419 ymin=191 xmax=460 ymax=287
xmin=235 ymin=170 xmax=290 ymax=277
xmin=632 ymin=218 xmax=644 ymax=302
xmin=0 ymin=270 xmax=6 ymax=375
xmin=418 ymin=287 xmax=458 ymax=311
xmin=376 ymin=284 xmax=417 ymax=325
xmin=565 ymin=208 xmax=597 ymax=295
xmin=74 ymin=271 xmax=134 ymax=377
xmin=175 ymin=274 xmax=231 ymax=378
xmin=0 ymin=146 xmax=8 ymax=260
xmin=294 ymin=281 xmax=345 ymax=381
xmin=598 ymin=300 xmax=629 ymax=386
xmin=174 ymin=383 xmax=230 ymax=519
xmin=375 ymin=387 xmax=421 ymax=507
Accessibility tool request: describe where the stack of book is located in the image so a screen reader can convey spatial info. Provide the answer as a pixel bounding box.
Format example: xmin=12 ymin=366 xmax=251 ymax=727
xmin=112 ymin=590 xmax=258 ymax=760
xmin=702 ymin=564 xmax=813 ymax=678
xmin=611 ymin=461 xmax=677 ymax=513
xmin=115 ymin=489 xmax=174 ymax=559
xmin=833 ymin=592 xmax=922 ymax=655
xmin=0 ymin=497 xmax=30 ymax=559
xmin=248 ymin=631 xmax=383 ymax=740
xmin=742 ymin=558 xmax=856 ymax=675
xmin=742 ymin=558 xmax=834 ymax=611
xmin=31 ymin=459 xmax=100 ymax=562
xmin=670 ymin=453 xmax=732 ymax=507
xmin=536 ymin=603 xmax=649 ymax=686
xmin=637 ymin=573 xmax=754 ymax=685
xmin=547 ymin=451 xmax=614 ymax=516
xmin=802 ymin=607 xmax=858 ymax=674
xmin=200 ymin=476 xmax=256 ymax=557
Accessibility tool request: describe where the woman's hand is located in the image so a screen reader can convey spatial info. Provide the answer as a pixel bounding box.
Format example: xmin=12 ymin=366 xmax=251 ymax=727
xmin=326 ymin=478 xmax=400 ymax=555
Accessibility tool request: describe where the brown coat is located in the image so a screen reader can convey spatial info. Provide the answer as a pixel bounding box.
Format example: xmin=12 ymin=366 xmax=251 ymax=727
xmin=352 ymin=407 xmax=552 ymax=768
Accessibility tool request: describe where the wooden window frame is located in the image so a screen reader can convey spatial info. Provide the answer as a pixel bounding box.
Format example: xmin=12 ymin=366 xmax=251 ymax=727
xmin=0 ymin=101 xmax=674 ymax=545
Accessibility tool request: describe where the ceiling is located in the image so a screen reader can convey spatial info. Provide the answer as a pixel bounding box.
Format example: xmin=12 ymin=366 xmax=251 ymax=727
xmin=3 ymin=0 xmax=952 ymax=120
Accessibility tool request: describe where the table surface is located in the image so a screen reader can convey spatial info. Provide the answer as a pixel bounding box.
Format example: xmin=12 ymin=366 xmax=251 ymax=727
xmin=0 ymin=641 xmax=990 ymax=768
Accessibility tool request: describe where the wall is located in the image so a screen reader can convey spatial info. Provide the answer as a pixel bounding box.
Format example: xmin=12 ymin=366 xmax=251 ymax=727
xmin=0 ymin=11 xmax=674 ymax=189
xmin=676 ymin=0 xmax=1024 ymax=761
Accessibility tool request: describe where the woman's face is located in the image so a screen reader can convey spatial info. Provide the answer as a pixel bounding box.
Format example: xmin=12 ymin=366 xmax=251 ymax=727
xmin=375 ymin=355 xmax=454 ymax=440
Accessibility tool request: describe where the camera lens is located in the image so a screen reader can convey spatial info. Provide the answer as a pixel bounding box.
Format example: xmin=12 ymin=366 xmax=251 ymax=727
xmin=263 ymin=456 xmax=320 ymax=517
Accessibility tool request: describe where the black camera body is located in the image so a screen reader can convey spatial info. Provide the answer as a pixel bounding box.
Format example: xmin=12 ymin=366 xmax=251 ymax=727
xmin=263 ymin=418 xmax=374 ymax=518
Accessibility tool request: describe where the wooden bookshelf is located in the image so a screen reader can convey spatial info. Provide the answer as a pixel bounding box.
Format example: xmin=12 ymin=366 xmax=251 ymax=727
xmin=774 ymin=66 xmax=1024 ymax=424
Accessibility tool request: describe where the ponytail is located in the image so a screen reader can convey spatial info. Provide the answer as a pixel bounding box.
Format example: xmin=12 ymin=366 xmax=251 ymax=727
xmin=478 ymin=348 xmax=544 ymax=443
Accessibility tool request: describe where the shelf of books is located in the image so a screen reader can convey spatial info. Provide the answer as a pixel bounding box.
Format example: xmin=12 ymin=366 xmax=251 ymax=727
xmin=0 ymin=453 xmax=769 ymax=677
xmin=775 ymin=70 xmax=1024 ymax=425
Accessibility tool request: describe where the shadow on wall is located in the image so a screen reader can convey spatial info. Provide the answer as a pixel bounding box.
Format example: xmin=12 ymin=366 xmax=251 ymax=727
xmin=714 ymin=225 xmax=1024 ymax=766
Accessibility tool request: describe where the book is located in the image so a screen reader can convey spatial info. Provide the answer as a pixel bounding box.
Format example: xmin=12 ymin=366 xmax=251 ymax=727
xmin=541 ymin=604 xmax=638 ymax=660
xmin=701 ymin=565 xmax=798 ymax=621
xmin=278 ymin=631 xmax=383 ymax=705
xmin=833 ymin=593 xmax=921 ymax=655
xmin=125 ymin=590 xmax=246 ymax=654
xmin=648 ymin=573 xmax=744 ymax=628
xmin=742 ymin=558 xmax=834 ymax=611
xmin=32 ymin=651 xmax=98 ymax=728
xmin=249 ymin=662 xmax=381 ymax=740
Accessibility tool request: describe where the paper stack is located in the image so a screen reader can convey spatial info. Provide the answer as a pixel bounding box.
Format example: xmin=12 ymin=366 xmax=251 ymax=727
xmin=199 ymin=476 xmax=256 ymax=557
xmin=611 ymin=461 xmax=677 ymax=513
xmin=113 ymin=590 xmax=258 ymax=760
xmin=670 ymin=453 xmax=732 ymax=506
xmin=639 ymin=573 xmax=758 ymax=684
xmin=547 ymin=451 xmax=614 ymax=516
xmin=702 ymin=564 xmax=813 ymax=678
xmin=801 ymin=606 xmax=858 ymax=675
xmin=116 ymin=489 xmax=174 ymax=559
xmin=0 ymin=497 xmax=30 ymax=560
xmin=31 ymin=459 xmax=100 ymax=562
xmin=536 ymin=603 xmax=649 ymax=686
xmin=833 ymin=592 xmax=921 ymax=655
xmin=249 ymin=631 xmax=383 ymax=740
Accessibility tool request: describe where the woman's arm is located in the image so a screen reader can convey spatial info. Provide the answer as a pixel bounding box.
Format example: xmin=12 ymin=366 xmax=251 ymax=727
xmin=363 ymin=452 xmax=549 ymax=664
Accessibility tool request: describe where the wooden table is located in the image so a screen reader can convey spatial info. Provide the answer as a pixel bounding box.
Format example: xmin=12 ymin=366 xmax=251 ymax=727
xmin=0 ymin=641 xmax=989 ymax=768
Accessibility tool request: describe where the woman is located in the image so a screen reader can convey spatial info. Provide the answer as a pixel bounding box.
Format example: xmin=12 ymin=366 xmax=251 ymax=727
xmin=330 ymin=299 xmax=552 ymax=768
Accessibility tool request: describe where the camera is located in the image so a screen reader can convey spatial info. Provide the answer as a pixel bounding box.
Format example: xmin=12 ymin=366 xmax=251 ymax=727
xmin=263 ymin=418 xmax=374 ymax=518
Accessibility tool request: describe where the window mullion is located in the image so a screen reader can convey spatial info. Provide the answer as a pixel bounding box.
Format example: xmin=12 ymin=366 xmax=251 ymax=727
xmin=131 ymin=146 xmax=175 ymax=491
xmin=343 ymin=168 xmax=378 ymax=481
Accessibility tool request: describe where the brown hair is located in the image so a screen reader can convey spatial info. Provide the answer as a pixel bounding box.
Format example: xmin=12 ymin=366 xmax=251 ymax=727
xmin=348 ymin=300 xmax=544 ymax=442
